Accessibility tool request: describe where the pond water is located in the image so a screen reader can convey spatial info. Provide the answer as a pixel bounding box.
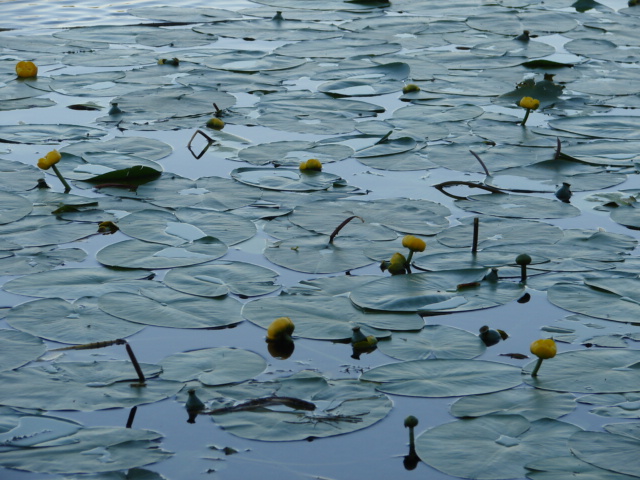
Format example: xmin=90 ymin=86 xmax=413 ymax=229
xmin=1 ymin=0 xmax=640 ymax=479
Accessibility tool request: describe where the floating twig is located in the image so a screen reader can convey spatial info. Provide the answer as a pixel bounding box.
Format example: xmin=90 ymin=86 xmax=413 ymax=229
xmin=433 ymin=181 xmax=507 ymax=200
xmin=205 ymin=396 xmax=316 ymax=415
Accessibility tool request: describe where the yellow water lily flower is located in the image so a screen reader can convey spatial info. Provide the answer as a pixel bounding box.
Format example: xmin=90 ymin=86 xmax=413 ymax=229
xmin=402 ymin=83 xmax=420 ymax=94
xmin=519 ymin=97 xmax=540 ymax=110
xmin=266 ymin=317 xmax=295 ymax=342
xmin=206 ymin=117 xmax=225 ymax=130
xmin=530 ymin=338 xmax=556 ymax=359
xmin=37 ymin=150 xmax=62 ymax=170
xmin=530 ymin=338 xmax=557 ymax=377
xmin=299 ymin=158 xmax=322 ymax=171
xmin=519 ymin=97 xmax=540 ymax=126
xmin=388 ymin=252 xmax=407 ymax=275
xmin=402 ymin=235 xmax=426 ymax=252
xmin=16 ymin=60 xmax=37 ymax=78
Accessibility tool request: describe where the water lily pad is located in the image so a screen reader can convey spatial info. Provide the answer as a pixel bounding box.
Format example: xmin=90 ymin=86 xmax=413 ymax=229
xmin=436 ymin=216 xmax=563 ymax=249
xmin=0 ymin=361 xmax=179 ymax=411
xmin=526 ymin=455 xmax=640 ymax=480
xmin=0 ymin=426 xmax=172 ymax=474
xmin=523 ymin=349 xmax=640 ymax=393
xmin=2 ymin=268 xmax=156 ymax=299
xmin=242 ymin=294 xmax=420 ymax=340
xmin=549 ymin=116 xmax=640 ymax=141
xmin=99 ymin=287 xmax=243 ymax=329
xmin=207 ymin=370 xmax=392 ymax=441
xmin=416 ymin=416 xmax=582 ymax=479
xmin=61 ymin=136 xmax=172 ymax=162
xmin=451 ymin=388 xmax=576 ymax=421
xmin=0 ymin=246 xmax=86 ymax=276
xmin=570 ymin=428 xmax=640 ymax=477
xmin=160 ymin=347 xmax=266 ymax=385
xmin=361 ymin=358 xmax=522 ymax=397
xmin=231 ymin=167 xmax=346 ymax=192
xmin=0 ymin=124 xmax=106 ymax=144
xmin=377 ymin=325 xmax=485 ymax=360
xmin=6 ymin=295 xmax=145 ymax=344
xmin=117 ymin=208 xmax=255 ymax=247
xmin=96 ymin=238 xmax=226 ymax=269
xmin=350 ymin=270 xmax=524 ymax=313
xmin=456 ymin=193 xmax=581 ymax=219
xmin=287 ymin=197 xmax=450 ymax=237
xmin=0 ymin=216 xmax=97 ymax=248
xmin=164 ymin=261 xmax=279 ymax=298
xmin=548 ymin=280 xmax=640 ymax=324
xmin=0 ymin=329 xmax=45 ymax=372
xmin=263 ymin=235 xmax=376 ymax=274
xmin=237 ymin=140 xmax=353 ymax=167
xmin=0 ymin=414 xmax=82 ymax=448
xmin=0 ymin=191 xmax=32 ymax=225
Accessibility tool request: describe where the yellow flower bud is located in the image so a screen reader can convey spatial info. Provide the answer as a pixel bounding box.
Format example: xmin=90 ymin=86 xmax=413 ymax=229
xmin=519 ymin=97 xmax=540 ymax=110
xmin=266 ymin=317 xmax=295 ymax=342
xmin=299 ymin=158 xmax=322 ymax=171
xmin=388 ymin=252 xmax=407 ymax=275
xmin=402 ymin=235 xmax=426 ymax=252
xmin=16 ymin=60 xmax=38 ymax=78
xmin=37 ymin=150 xmax=62 ymax=170
xmin=530 ymin=338 xmax=556 ymax=359
xmin=206 ymin=118 xmax=225 ymax=130
xmin=402 ymin=83 xmax=420 ymax=94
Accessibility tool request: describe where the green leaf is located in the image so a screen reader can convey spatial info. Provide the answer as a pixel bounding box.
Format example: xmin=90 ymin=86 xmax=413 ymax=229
xmin=160 ymin=347 xmax=266 ymax=385
xmin=416 ymin=416 xmax=582 ymax=479
xmin=360 ymin=359 xmax=522 ymax=397
xmin=523 ymin=349 xmax=640 ymax=393
xmin=377 ymin=325 xmax=485 ymax=360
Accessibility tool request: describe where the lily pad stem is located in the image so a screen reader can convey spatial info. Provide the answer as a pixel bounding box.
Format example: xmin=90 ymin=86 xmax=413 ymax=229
xmin=531 ymin=357 xmax=544 ymax=377
xmin=329 ymin=215 xmax=364 ymax=243
xmin=472 ymin=217 xmax=479 ymax=253
xmin=469 ymin=150 xmax=490 ymax=177
xmin=51 ymin=164 xmax=71 ymax=193
xmin=521 ymin=108 xmax=532 ymax=127
xmin=125 ymin=342 xmax=146 ymax=386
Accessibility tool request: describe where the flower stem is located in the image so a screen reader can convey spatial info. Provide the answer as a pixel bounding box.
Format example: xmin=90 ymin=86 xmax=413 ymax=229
xmin=51 ymin=164 xmax=71 ymax=193
xmin=531 ymin=358 xmax=544 ymax=377
xmin=521 ymin=108 xmax=531 ymax=127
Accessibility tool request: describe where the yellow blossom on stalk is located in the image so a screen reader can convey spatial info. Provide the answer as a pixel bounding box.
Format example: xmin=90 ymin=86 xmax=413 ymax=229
xmin=402 ymin=235 xmax=426 ymax=252
xmin=266 ymin=317 xmax=295 ymax=342
xmin=519 ymin=97 xmax=540 ymax=110
xmin=206 ymin=117 xmax=225 ymax=130
xmin=299 ymin=158 xmax=322 ymax=171
xmin=387 ymin=252 xmax=407 ymax=275
xmin=37 ymin=150 xmax=62 ymax=170
xmin=529 ymin=338 xmax=557 ymax=377
xmin=530 ymin=338 xmax=557 ymax=359
xmin=15 ymin=60 xmax=38 ymax=78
